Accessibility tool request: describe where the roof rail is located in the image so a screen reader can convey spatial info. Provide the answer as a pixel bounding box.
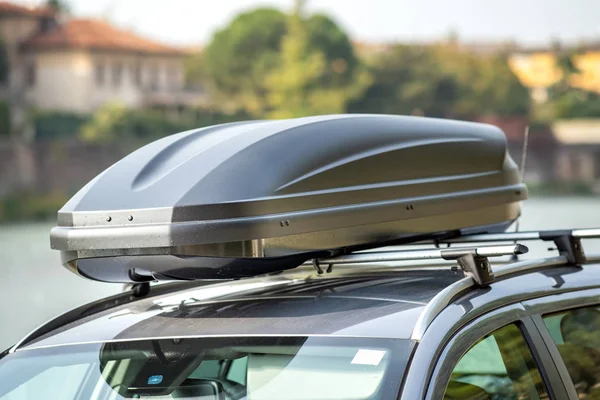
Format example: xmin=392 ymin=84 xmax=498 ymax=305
xmin=314 ymin=244 xmax=527 ymax=286
xmin=311 ymin=228 xmax=600 ymax=285
xmin=435 ymin=228 xmax=600 ymax=265
xmin=410 ymin=254 xmax=577 ymax=341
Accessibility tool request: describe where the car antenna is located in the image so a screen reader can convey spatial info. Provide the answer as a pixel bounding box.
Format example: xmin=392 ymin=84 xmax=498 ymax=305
xmin=511 ymin=125 xmax=530 ymax=260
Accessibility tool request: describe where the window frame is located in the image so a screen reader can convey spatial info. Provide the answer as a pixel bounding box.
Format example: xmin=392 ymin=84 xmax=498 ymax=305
xmin=95 ymin=62 xmax=105 ymax=87
xmin=523 ymin=287 xmax=600 ymax=400
xmin=25 ymin=61 xmax=36 ymax=88
xmin=112 ymin=62 xmax=123 ymax=87
xmin=421 ymin=305 xmax=567 ymax=400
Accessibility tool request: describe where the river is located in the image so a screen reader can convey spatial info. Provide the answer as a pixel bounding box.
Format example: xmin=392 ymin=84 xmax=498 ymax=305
xmin=1 ymin=196 xmax=599 ymax=350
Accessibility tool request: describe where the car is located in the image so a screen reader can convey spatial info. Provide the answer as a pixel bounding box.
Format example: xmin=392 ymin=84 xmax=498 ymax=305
xmin=2 ymin=239 xmax=600 ymax=400
xmin=1 ymin=115 xmax=599 ymax=399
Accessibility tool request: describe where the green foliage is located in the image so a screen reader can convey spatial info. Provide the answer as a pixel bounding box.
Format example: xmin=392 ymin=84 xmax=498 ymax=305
xmin=0 ymin=101 xmax=10 ymax=135
xmin=350 ymin=44 xmax=530 ymax=118
xmin=263 ymin=3 xmax=370 ymax=118
xmin=349 ymin=45 xmax=459 ymax=117
xmin=201 ymin=5 xmax=367 ymax=117
xmin=556 ymin=53 xmax=580 ymax=77
xmin=80 ymin=102 xmax=247 ymax=144
xmin=80 ymin=102 xmax=127 ymax=143
xmin=203 ymin=8 xmax=287 ymax=115
xmin=541 ymin=51 xmax=600 ymax=119
xmin=185 ymin=52 xmax=209 ymax=89
xmin=553 ymin=89 xmax=600 ymax=119
xmin=0 ymin=37 xmax=8 ymax=85
xmin=46 ymin=0 xmax=70 ymax=14
xmin=0 ymin=191 xmax=68 ymax=222
xmin=527 ymin=181 xmax=595 ymax=196
xmin=32 ymin=110 xmax=89 ymax=140
xmin=447 ymin=51 xmax=531 ymax=116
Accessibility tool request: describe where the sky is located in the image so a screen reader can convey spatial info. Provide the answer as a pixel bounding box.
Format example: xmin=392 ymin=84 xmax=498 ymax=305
xmin=14 ymin=0 xmax=600 ymax=48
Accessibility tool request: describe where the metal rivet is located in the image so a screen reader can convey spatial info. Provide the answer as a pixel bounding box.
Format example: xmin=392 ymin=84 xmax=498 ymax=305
xmin=128 ymin=215 xmax=133 ymax=221
xmin=280 ymin=221 xmax=284 ymax=227
xmin=285 ymin=220 xmax=290 ymax=226
xmin=106 ymin=216 xmax=112 ymax=222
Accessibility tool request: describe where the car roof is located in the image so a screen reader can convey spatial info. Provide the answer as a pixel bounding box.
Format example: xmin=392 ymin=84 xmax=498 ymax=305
xmin=21 ymin=268 xmax=463 ymax=350
xmin=17 ymin=260 xmax=600 ymax=351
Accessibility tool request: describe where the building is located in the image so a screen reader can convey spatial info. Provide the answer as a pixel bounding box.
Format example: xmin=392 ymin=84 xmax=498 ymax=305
xmin=552 ymin=119 xmax=600 ymax=186
xmin=0 ymin=1 xmax=206 ymax=115
xmin=508 ymin=43 xmax=600 ymax=102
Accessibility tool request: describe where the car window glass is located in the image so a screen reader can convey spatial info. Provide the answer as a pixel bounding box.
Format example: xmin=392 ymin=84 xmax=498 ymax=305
xmin=0 ymin=337 xmax=411 ymax=400
xmin=2 ymin=363 xmax=89 ymax=400
xmin=543 ymin=305 xmax=600 ymax=399
xmin=443 ymin=323 xmax=549 ymax=400
xmin=226 ymin=356 xmax=248 ymax=385
xmin=189 ymin=359 xmax=221 ymax=379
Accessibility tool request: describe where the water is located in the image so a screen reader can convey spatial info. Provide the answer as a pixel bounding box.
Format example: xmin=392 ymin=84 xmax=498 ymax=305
xmin=0 ymin=196 xmax=599 ymax=350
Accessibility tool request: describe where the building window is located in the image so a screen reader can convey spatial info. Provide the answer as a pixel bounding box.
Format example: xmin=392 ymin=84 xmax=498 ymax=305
xmin=132 ymin=62 xmax=142 ymax=87
xmin=95 ymin=63 xmax=105 ymax=86
xmin=112 ymin=63 xmax=123 ymax=87
xmin=167 ymin=65 xmax=178 ymax=89
xmin=26 ymin=62 xmax=36 ymax=88
xmin=148 ymin=64 xmax=159 ymax=90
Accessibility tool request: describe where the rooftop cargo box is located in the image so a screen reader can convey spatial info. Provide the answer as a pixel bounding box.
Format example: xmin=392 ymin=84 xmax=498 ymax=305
xmin=50 ymin=114 xmax=527 ymax=282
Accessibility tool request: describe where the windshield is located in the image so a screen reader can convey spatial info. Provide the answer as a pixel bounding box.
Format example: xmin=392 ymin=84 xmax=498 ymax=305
xmin=0 ymin=336 xmax=412 ymax=400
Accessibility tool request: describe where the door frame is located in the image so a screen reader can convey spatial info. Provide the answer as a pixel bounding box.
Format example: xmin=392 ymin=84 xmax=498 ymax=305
xmin=523 ymin=287 xmax=600 ymax=400
xmin=401 ymin=302 xmax=570 ymax=400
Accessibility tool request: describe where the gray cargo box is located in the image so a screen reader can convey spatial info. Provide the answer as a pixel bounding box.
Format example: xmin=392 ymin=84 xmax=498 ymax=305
xmin=50 ymin=114 xmax=527 ymax=282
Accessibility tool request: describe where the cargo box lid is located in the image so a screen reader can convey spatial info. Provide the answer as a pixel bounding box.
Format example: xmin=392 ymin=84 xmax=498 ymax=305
xmin=50 ymin=114 xmax=527 ymax=282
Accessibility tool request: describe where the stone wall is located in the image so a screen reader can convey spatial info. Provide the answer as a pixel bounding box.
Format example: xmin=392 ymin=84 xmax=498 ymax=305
xmin=0 ymin=139 xmax=133 ymax=197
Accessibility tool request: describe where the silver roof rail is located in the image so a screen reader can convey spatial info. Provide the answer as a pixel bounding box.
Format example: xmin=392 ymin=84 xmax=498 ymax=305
xmin=434 ymin=228 xmax=600 ymax=265
xmin=310 ymin=227 xmax=600 ymax=285
xmin=314 ymin=244 xmax=528 ymax=286
xmin=437 ymin=228 xmax=600 ymax=243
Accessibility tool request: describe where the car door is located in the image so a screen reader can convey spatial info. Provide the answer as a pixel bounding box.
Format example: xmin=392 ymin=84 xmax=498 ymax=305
xmin=397 ymin=259 xmax=600 ymax=400
xmin=425 ymin=307 xmax=571 ymax=400
xmin=522 ymin=287 xmax=600 ymax=400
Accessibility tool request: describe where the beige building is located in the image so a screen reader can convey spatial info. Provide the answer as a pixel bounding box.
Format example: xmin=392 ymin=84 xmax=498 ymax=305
xmin=508 ymin=44 xmax=600 ymax=103
xmin=552 ymin=119 xmax=600 ymax=186
xmin=0 ymin=1 xmax=206 ymax=115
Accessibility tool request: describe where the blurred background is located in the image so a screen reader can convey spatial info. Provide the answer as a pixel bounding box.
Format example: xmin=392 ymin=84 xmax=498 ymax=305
xmin=1 ymin=0 xmax=600 ymax=349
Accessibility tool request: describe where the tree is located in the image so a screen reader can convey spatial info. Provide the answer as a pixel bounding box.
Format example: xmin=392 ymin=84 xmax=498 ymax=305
xmin=202 ymin=8 xmax=287 ymax=115
xmin=46 ymin=0 xmax=70 ymax=14
xmin=348 ymin=45 xmax=460 ymax=117
xmin=263 ymin=0 xmax=370 ymax=118
xmin=0 ymin=37 xmax=8 ymax=85
xmin=80 ymin=102 xmax=128 ymax=143
xmin=350 ymin=44 xmax=530 ymax=118
xmin=200 ymin=3 xmax=367 ymax=117
xmin=439 ymin=47 xmax=530 ymax=117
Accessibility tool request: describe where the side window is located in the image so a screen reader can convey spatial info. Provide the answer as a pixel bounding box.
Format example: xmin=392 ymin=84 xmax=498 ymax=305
xmin=543 ymin=305 xmax=600 ymax=399
xmin=226 ymin=357 xmax=248 ymax=385
xmin=443 ymin=323 xmax=549 ymax=400
xmin=189 ymin=359 xmax=221 ymax=379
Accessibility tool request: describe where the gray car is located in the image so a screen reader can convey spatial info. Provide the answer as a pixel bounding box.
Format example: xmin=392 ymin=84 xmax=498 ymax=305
xmin=2 ymin=115 xmax=600 ymax=399
xmin=2 ymin=240 xmax=600 ymax=399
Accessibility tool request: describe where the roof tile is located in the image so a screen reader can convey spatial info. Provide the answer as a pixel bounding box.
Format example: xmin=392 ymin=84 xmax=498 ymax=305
xmin=22 ymin=18 xmax=185 ymax=56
